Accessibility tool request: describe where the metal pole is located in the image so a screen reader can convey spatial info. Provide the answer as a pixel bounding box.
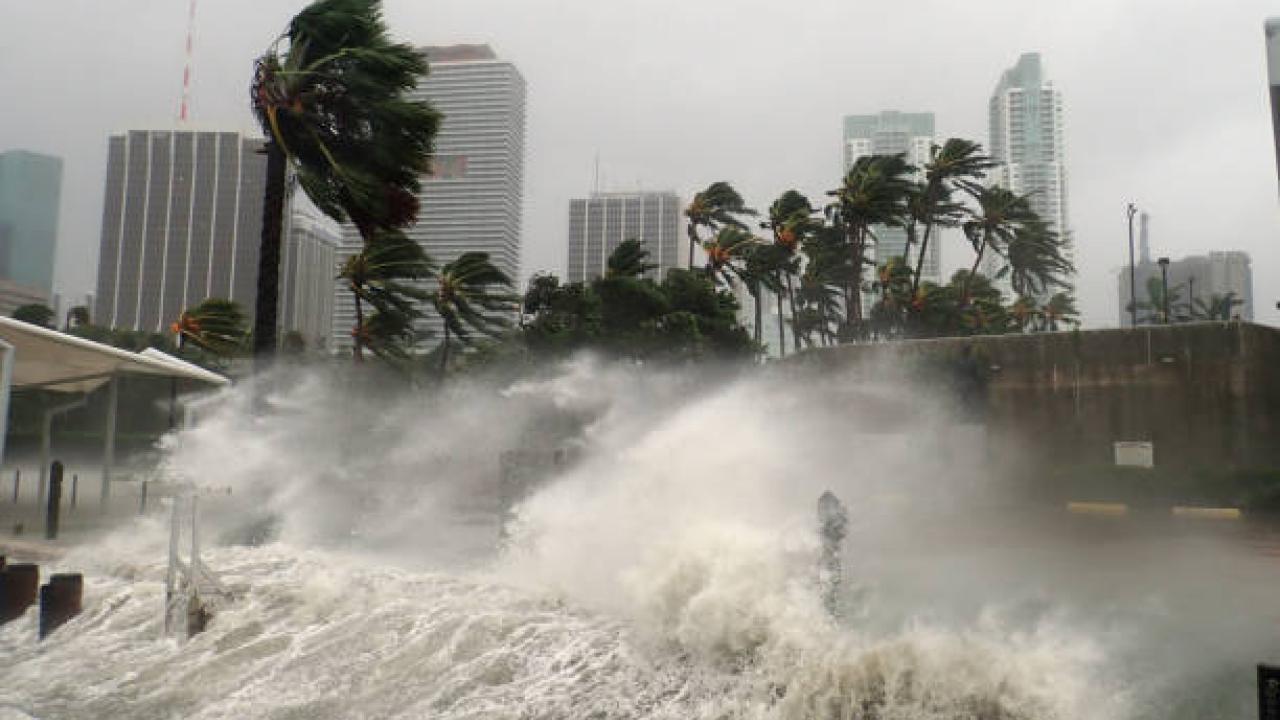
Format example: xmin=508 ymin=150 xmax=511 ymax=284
xmin=0 ymin=340 xmax=13 ymax=481
xmin=11 ymin=469 xmax=17 ymax=504
xmin=100 ymin=376 xmax=118 ymax=512
xmin=1127 ymin=204 xmax=1138 ymax=327
xmin=70 ymin=474 xmax=77 ymax=510
xmin=1159 ymin=258 xmax=1171 ymax=324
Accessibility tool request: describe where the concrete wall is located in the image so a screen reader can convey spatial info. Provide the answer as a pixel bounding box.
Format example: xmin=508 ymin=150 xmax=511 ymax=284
xmin=796 ymin=323 xmax=1280 ymax=479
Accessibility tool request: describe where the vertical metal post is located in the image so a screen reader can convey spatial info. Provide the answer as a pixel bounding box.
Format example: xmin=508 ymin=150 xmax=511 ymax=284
xmin=44 ymin=461 xmax=63 ymax=540
xmin=11 ymin=469 xmax=17 ymax=504
xmin=139 ymin=481 xmax=148 ymax=515
xmin=38 ymin=408 xmax=51 ymax=508
xmin=70 ymin=474 xmax=77 ymax=510
xmin=1126 ymin=204 xmax=1138 ymax=328
xmin=164 ymin=494 xmax=181 ymax=635
xmin=100 ymin=376 xmax=118 ymax=512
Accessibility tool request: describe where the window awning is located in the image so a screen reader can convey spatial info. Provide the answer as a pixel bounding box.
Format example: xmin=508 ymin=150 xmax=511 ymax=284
xmin=0 ymin=317 xmax=231 ymax=393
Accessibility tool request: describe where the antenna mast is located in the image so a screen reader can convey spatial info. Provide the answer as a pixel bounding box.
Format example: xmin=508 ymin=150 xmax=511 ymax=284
xmin=179 ymin=0 xmax=197 ymax=122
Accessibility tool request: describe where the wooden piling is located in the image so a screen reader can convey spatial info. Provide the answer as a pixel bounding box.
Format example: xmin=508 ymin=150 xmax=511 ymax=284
xmin=0 ymin=562 xmax=39 ymax=624
xmin=38 ymin=573 xmax=83 ymax=639
xmin=45 ymin=461 xmax=63 ymax=540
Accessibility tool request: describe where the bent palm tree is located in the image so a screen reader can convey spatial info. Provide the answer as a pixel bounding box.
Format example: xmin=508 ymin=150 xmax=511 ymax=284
xmin=339 ymin=230 xmax=435 ymax=362
xmin=828 ymin=154 xmax=915 ymax=328
xmin=910 ymin=139 xmax=996 ymax=293
xmin=685 ymin=182 xmax=755 ymax=269
xmin=764 ymin=190 xmax=814 ymax=354
xmin=959 ymin=186 xmax=1036 ymax=303
xmin=251 ymin=0 xmax=439 ymax=362
xmin=432 ymin=252 xmax=516 ymax=372
xmin=606 ymin=239 xmax=656 ymax=279
xmin=172 ymin=298 xmax=248 ymax=356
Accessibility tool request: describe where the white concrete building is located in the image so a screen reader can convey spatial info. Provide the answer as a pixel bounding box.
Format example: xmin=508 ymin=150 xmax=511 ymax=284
xmin=566 ymin=191 xmax=681 ymax=283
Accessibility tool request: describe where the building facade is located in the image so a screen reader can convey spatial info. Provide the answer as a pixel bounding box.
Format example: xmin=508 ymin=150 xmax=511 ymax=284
xmin=986 ymin=53 xmax=1071 ymax=295
xmin=1117 ymin=250 xmax=1253 ymax=326
xmin=333 ymin=44 xmax=526 ymax=350
xmin=842 ymin=112 xmax=939 ymax=282
xmin=93 ymin=130 xmax=266 ymax=332
xmin=566 ymin=191 xmax=680 ymax=283
xmin=280 ymin=206 xmax=340 ymax=350
xmin=0 ymin=150 xmax=62 ymax=299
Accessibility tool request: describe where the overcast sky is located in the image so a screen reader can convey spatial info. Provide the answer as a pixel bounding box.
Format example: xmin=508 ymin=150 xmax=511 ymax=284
xmin=2 ymin=0 xmax=1277 ymax=326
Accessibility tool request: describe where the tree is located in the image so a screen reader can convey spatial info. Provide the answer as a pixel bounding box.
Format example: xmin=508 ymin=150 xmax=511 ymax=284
xmin=431 ymin=252 xmax=516 ymax=372
xmin=828 ymin=154 xmax=915 ymax=331
xmin=172 ymin=298 xmax=248 ymax=356
xmin=606 ymin=239 xmax=656 ymax=279
xmin=764 ymin=190 xmax=815 ymax=354
xmin=959 ymin=185 xmax=1036 ymax=304
xmin=684 ymin=182 xmax=755 ymax=269
xmin=250 ymin=0 xmax=439 ymax=362
xmin=1000 ymin=217 xmax=1073 ymax=299
xmin=1039 ymin=291 xmax=1079 ymax=331
xmin=11 ymin=304 xmax=55 ymax=328
xmin=338 ymin=230 xmax=435 ymax=362
xmin=908 ymin=139 xmax=996 ymax=294
xmin=64 ymin=305 xmax=90 ymax=330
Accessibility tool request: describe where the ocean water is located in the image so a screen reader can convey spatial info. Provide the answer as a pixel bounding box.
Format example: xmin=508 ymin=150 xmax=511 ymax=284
xmin=1 ymin=359 xmax=1275 ymax=718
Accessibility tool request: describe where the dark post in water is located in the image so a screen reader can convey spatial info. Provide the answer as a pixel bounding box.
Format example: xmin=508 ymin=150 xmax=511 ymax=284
xmin=38 ymin=573 xmax=83 ymax=639
xmin=44 ymin=461 xmax=63 ymax=540
xmin=817 ymin=491 xmax=848 ymax=618
xmin=0 ymin=562 xmax=39 ymax=624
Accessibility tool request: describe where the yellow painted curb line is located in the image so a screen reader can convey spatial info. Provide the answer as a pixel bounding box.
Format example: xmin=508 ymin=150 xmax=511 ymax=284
xmin=1066 ymin=502 xmax=1129 ymax=517
xmin=1172 ymin=506 xmax=1242 ymax=520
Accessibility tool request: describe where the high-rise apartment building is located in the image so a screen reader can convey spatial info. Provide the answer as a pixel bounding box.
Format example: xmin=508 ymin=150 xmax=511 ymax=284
xmin=1266 ymin=19 xmax=1280 ymax=191
xmin=1117 ymin=249 xmax=1253 ymax=327
xmin=566 ymin=191 xmax=681 ymax=283
xmin=280 ymin=206 xmax=340 ymax=350
xmin=0 ymin=150 xmax=62 ymax=298
xmin=93 ymin=130 xmax=266 ymax=332
xmin=986 ymin=53 xmax=1071 ymax=294
xmin=842 ymin=112 xmax=940 ymax=282
xmin=333 ymin=44 xmax=526 ymax=349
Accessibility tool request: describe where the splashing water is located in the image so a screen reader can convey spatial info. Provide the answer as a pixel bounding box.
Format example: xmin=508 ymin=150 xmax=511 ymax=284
xmin=2 ymin=357 xmax=1271 ymax=718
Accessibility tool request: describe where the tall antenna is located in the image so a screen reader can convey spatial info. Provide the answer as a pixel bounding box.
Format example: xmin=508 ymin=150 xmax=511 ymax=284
xmin=179 ymin=0 xmax=197 ymax=122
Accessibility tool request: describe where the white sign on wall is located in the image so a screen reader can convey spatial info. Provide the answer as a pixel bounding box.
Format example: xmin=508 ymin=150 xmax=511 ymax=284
xmin=1114 ymin=441 xmax=1155 ymax=469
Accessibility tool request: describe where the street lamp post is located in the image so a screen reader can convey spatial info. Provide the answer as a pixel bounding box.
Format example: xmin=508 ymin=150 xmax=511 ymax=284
xmin=1158 ymin=257 xmax=1171 ymax=324
xmin=1127 ymin=204 xmax=1139 ymax=327
xmin=1187 ymin=276 xmax=1195 ymax=320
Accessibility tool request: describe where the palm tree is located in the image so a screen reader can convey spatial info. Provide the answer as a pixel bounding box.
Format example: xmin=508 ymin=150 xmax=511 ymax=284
xmin=764 ymin=190 xmax=814 ymax=354
xmin=684 ymin=182 xmax=755 ymax=269
xmin=959 ymin=185 xmax=1036 ymax=303
xmin=432 ymin=252 xmax=516 ymax=372
xmin=606 ymin=239 xmax=656 ymax=279
xmin=828 ymin=154 xmax=915 ymax=329
xmin=250 ymin=0 xmax=439 ymax=362
xmin=1040 ymin=291 xmax=1079 ymax=331
xmin=1002 ymin=217 xmax=1073 ymax=298
xmin=172 ymin=298 xmax=248 ymax=356
xmin=1008 ymin=295 xmax=1040 ymax=332
xmin=338 ymin=230 xmax=435 ymax=362
xmin=909 ymin=139 xmax=996 ymax=294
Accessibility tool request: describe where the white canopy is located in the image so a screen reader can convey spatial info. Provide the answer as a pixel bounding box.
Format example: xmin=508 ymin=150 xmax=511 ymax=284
xmin=0 ymin=317 xmax=229 ymax=392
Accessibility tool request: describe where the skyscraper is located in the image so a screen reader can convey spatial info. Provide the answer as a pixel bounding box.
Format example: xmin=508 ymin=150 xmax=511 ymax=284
xmin=1266 ymin=19 xmax=1280 ymax=191
xmin=986 ymin=53 xmax=1071 ymax=293
xmin=566 ymin=191 xmax=681 ymax=283
xmin=842 ymin=112 xmax=939 ymax=282
xmin=0 ymin=150 xmax=62 ymax=298
xmin=93 ymin=130 xmax=266 ymax=332
xmin=280 ymin=205 xmax=340 ymax=350
xmin=332 ymin=44 xmax=526 ymax=350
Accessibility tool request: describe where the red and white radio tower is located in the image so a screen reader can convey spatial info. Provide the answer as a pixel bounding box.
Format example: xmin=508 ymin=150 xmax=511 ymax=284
xmin=178 ymin=0 xmax=197 ymax=122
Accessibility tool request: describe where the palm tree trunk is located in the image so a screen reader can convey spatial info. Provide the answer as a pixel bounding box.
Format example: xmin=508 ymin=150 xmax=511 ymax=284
xmin=351 ymin=288 xmax=364 ymax=363
xmin=962 ymin=233 xmax=988 ymax=305
xmin=912 ymin=222 xmax=935 ymax=294
xmin=847 ymin=226 xmax=865 ymax=326
xmin=252 ymin=140 xmax=287 ymax=369
xmin=786 ymin=274 xmax=800 ymax=353
xmin=440 ymin=323 xmax=450 ymax=374
xmin=775 ymin=280 xmax=786 ymax=359
xmin=752 ymin=280 xmax=762 ymax=346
